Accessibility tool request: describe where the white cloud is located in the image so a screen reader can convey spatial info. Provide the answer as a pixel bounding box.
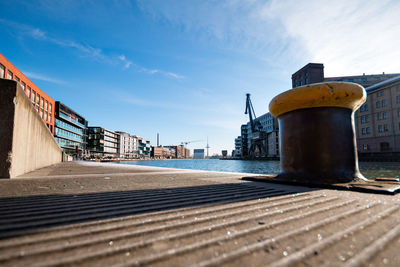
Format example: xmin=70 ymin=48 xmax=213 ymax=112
xmin=118 ymin=54 xmax=133 ymax=69
xmin=138 ymin=66 xmax=184 ymax=79
xmin=139 ymin=0 xmax=400 ymax=76
xmin=1 ymin=19 xmax=184 ymax=78
xmin=23 ymin=71 xmax=66 ymax=84
xmin=259 ymin=0 xmax=400 ymax=76
xmin=30 ymin=28 xmax=46 ymax=39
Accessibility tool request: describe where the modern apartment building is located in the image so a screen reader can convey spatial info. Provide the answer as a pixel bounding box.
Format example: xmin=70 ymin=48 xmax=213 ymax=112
xmin=355 ymin=76 xmax=400 ymax=153
xmin=116 ymin=131 xmax=138 ymax=158
xmin=137 ymin=136 xmax=151 ymax=158
xmin=164 ymin=145 xmax=190 ymax=159
xmin=193 ymin=149 xmax=205 ymax=159
xmin=240 ymin=124 xmax=248 ymax=157
xmin=151 ymin=146 xmax=174 ymax=159
xmin=54 ymin=101 xmax=88 ymax=156
xmin=0 ymin=52 xmax=55 ymax=133
xmin=87 ymin=127 xmax=120 ymax=158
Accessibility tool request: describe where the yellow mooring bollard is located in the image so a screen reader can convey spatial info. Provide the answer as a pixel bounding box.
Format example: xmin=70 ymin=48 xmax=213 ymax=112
xmin=269 ymin=82 xmax=367 ymax=184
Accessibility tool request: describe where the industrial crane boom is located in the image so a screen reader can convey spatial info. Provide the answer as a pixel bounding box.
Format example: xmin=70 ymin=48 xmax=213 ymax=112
xmin=245 ymin=93 xmax=260 ymax=132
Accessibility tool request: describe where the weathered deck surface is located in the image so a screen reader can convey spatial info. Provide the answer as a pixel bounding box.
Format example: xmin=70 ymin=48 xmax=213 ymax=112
xmin=0 ymin=161 xmax=400 ymax=266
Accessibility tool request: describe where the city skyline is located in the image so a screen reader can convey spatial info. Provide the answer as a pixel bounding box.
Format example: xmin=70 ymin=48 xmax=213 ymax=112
xmin=1 ymin=0 xmax=400 ymax=154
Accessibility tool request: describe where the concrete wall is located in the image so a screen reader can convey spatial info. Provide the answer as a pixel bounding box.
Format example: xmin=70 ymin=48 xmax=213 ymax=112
xmin=0 ymin=79 xmax=62 ymax=178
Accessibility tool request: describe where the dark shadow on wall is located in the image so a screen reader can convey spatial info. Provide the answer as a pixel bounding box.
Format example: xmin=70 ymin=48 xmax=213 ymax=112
xmin=0 ymin=182 xmax=314 ymax=239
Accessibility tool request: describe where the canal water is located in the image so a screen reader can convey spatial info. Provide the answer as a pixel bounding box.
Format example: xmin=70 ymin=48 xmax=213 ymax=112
xmin=116 ymin=159 xmax=400 ymax=179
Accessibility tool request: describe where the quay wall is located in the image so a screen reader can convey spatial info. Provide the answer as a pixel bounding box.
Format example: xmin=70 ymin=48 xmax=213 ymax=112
xmin=0 ymin=79 xmax=62 ymax=178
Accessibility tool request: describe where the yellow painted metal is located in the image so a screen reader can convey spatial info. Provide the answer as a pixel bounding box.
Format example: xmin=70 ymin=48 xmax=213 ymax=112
xmin=269 ymin=82 xmax=366 ymax=118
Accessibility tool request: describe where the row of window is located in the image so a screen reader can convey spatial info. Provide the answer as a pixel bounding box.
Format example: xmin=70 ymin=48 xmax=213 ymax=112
xmin=361 ymin=125 xmax=390 ymax=134
xmin=59 ymin=112 xmax=85 ymax=128
xmin=55 ymin=127 xmax=84 ymax=142
xmin=55 ymin=137 xmax=84 ymax=150
xmin=55 ymin=119 xmax=84 ymax=135
xmin=104 ymin=135 xmax=118 ymax=143
xmin=361 ymin=127 xmax=371 ymax=135
xmin=361 ymin=109 xmax=400 ymax=124
xmin=104 ymin=141 xmax=118 ymax=149
xmin=360 ymin=123 xmax=399 ymax=135
xmin=359 ymin=91 xmax=400 ymax=113
xmin=378 ymin=124 xmax=389 ymax=133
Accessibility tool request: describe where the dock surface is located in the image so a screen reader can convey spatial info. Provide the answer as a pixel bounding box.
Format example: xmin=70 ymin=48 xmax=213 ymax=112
xmin=1 ymin=161 xmax=400 ymax=266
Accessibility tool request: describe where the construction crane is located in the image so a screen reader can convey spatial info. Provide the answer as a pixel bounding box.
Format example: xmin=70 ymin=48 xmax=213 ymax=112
xmin=180 ymin=140 xmax=203 ymax=147
xmin=245 ymin=93 xmax=266 ymax=158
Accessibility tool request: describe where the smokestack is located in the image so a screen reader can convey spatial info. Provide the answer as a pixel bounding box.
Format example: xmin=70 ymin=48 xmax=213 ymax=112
xmin=157 ymin=133 xmax=159 ymax=147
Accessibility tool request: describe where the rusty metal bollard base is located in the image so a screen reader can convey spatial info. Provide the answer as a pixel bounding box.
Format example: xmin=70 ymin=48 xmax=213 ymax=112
xmin=242 ymin=175 xmax=400 ymax=195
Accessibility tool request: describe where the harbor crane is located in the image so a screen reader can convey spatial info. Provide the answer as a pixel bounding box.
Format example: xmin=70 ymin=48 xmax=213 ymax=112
xmin=180 ymin=140 xmax=203 ymax=147
xmin=245 ymin=93 xmax=267 ymax=158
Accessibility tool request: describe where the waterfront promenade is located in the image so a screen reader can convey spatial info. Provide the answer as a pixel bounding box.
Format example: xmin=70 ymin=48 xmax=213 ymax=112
xmin=1 ymin=161 xmax=400 ymax=266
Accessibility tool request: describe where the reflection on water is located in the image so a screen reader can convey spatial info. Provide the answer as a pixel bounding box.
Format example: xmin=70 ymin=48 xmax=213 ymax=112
xmin=359 ymin=162 xmax=400 ymax=179
xmin=117 ymin=159 xmax=400 ymax=179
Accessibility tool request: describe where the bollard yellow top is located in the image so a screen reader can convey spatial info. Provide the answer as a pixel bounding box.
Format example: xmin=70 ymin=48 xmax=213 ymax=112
xmin=269 ymin=82 xmax=366 ymax=117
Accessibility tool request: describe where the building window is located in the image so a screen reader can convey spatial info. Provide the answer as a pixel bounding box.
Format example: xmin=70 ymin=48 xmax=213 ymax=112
xmin=383 ymin=112 xmax=387 ymax=119
xmin=27 ymin=86 xmax=31 ymax=99
xmin=365 ymin=115 xmax=370 ymax=123
xmin=366 ymin=127 xmax=371 ymax=134
xmin=398 ymin=109 xmax=400 ymax=117
xmin=21 ymin=81 xmax=26 ymax=94
xmin=377 ymin=91 xmax=384 ymax=97
xmin=36 ymin=94 xmax=40 ymax=111
xmin=32 ymin=91 xmax=36 ymax=105
xmin=397 ymin=96 xmax=400 ymax=104
xmin=15 ymin=76 xmax=20 ymax=82
xmin=0 ymin=64 xmax=4 ymax=78
xmin=360 ymin=105 xmax=364 ymax=112
xmin=384 ymin=124 xmax=389 ymax=132
xmin=361 ymin=116 xmax=365 ymax=123
xmin=7 ymin=70 xmax=13 ymax=79
xmin=378 ymin=125 xmax=383 ymax=132
xmin=361 ymin=128 xmax=366 ymax=135
xmin=376 ymin=101 xmax=381 ymax=108
xmin=377 ymin=113 xmax=382 ymax=120
xmin=382 ymin=100 xmax=386 ymax=107
xmin=49 ymin=103 xmax=52 ymax=123
xmin=365 ymin=104 xmax=368 ymax=111
xmin=40 ymin=97 xmax=44 ymax=118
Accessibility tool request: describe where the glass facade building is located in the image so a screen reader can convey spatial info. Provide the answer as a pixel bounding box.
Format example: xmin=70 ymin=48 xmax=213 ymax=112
xmin=87 ymin=127 xmax=120 ymax=158
xmin=54 ymin=101 xmax=88 ymax=156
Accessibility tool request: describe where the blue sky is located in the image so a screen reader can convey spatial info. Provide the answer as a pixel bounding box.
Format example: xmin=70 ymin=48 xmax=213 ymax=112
xmin=1 ymin=0 xmax=399 ymax=155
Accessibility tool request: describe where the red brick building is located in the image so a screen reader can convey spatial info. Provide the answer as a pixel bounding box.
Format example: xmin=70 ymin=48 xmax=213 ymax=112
xmin=0 ymin=52 xmax=55 ymax=133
